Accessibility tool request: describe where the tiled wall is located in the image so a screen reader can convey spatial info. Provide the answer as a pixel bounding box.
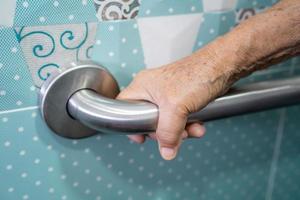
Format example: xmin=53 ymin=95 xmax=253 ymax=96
xmin=0 ymin=1 xmax=299 ymax=199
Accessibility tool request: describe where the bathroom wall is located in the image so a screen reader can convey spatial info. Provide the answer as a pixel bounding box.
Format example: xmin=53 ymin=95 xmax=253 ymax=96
xmin=0 ymin=0 xmax=299 ymax=199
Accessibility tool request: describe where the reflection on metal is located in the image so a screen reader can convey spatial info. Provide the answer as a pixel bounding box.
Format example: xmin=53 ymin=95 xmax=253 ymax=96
xmin=39 ymin=61 xmax=119 ymax=138
xmin=40 ymin=62 xmax=300 ymax=139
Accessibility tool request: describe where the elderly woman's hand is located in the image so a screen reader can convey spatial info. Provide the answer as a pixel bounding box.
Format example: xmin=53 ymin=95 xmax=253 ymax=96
xmin=118 ymin=43 xmax=238 ymax=160
xmin=118 ymin=0 xmax=300 ymax=160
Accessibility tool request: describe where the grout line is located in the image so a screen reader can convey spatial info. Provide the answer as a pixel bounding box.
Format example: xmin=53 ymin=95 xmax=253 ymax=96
xmin=0 ymin=106 xmax=39 ymax=115
xmin=265 ymin=109 xmax=286 ymax=200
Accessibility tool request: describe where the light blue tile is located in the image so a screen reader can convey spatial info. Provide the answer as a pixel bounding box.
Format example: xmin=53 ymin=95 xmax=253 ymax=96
xmin=14 ymin=0 xmax=97 ymax=27
xmin=92 ymin=19 xmax=145 ymax=88
xmin=0 ymin=27 xmax=37 ymax=111
xmin=0 ymin=106 xmax=281 ymax=200
xmin=193 ymin=11 xmax=235 ymax=51
xmin=138 ymin=0 xmax=203 ymax=18
xmin=236 ymin=0 xmax=278 ymax=9
xmin=272 ymin=106 xmax=300 ymax=200
xmin=1 ymin=1 xmax=299 ymax=200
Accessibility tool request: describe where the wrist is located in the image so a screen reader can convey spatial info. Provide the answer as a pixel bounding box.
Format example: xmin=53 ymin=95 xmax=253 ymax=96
xmin=180 ymin=0 xmax=300 ymax=103
xmin=219 ymin=0 xmax=300 ymax=76
xmin=197 ymin=0 xmax=300 ymax=87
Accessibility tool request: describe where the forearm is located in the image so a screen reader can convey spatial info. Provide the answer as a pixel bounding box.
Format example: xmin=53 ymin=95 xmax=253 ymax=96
xmin=191 ymin=0 xmax=300 ymax=97
xmin=224 ymin=0 xmax=300 ymax=76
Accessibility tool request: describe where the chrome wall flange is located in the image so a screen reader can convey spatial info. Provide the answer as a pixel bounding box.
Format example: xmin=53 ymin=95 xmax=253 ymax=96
xmin=39 ymin=61 xmax=120 ymax=138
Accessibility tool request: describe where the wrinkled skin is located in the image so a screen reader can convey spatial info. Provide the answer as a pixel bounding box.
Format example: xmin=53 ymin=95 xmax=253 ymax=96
xmin=117 ymin=0 xmax=300 ymax=160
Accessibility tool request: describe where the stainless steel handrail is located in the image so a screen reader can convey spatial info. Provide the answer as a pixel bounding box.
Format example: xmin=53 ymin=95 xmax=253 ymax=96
xmin=40 ymin=63 xmax=300 ymax=138
xmin=67 ymin=78 xmax=300 ymax=134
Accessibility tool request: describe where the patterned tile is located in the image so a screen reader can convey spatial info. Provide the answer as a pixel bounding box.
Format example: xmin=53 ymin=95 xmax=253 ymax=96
xmin=94 ymin=0 xmax=141 ymax=21
xmin=16 ymin=23 xmax=97 ymax=87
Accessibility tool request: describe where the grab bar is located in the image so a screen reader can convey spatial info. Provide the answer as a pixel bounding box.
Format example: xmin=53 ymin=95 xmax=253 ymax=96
xmin=40 ymin=62 xmax=300 ymax=139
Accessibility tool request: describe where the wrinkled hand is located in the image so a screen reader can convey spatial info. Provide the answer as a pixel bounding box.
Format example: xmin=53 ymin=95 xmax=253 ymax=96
xmin=117 ymin=67 xmax=204 ymax=160
xmin=117 ymin=0 xmax=300 ymax=160
xmin=117 ymin=46 xmax=233 ymax=160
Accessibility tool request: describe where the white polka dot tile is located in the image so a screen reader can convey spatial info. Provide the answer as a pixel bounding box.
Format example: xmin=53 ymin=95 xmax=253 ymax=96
xmin=14 ymin=0 xmax=98 ymax=26
xmin=1 ymin=105 xmax=299 ymax=200
xmin=138 ymin=0 xmax=203 ymax=17
xmin=237 ymin=0 xmax=278 ymax=9
xmin=1 ymin=0 xmax=299 ymax=200
xmin=271 ymin=106 xmax=300 ymax=199
xmin=0 ymin=28 xmax=36 ymax=111
xmin=92 ymin=19 xmax=145 ymax=87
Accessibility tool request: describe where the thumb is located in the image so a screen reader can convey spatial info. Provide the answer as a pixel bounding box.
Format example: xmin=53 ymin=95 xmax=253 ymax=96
xmin=156 ymin=107 xmax=187 ymax=160
xmin=117 ymin=84 xmax=149 ymax=100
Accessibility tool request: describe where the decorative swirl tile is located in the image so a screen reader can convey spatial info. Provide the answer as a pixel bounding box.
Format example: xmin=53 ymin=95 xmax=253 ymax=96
xmin=94 ymin=0 xmax=140 ymax=21
xmin=235 ymin=7 xmax=267 ymax=25
xmin=235 ymin=8 xmax=257 ymax=24
xmin=15 ymin=23 xmax=97 ymax=87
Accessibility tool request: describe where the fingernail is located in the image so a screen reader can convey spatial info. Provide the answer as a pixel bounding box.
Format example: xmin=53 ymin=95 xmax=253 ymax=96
xmin=161 ymin=147 xmax=176 ymax=160
xmin=195 ymin=125 xmax=206 ymax=137
xmin=198 ymin=125 xmax=206 ymax=136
